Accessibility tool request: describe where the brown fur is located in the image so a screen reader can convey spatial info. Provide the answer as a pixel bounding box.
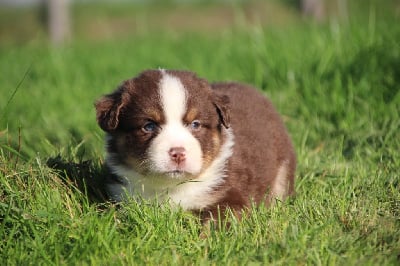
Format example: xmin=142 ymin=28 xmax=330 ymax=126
xmin=95 ymin=70 xmax=296 ymax=221
xmin=198 ymin=82 xmax=296 ymax=219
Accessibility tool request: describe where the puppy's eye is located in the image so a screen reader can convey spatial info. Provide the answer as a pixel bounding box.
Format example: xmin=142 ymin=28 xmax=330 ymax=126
xmin=190 ymin=120 xmax=201 ymax=130
xmin=142 ymin=121 xmax=158 ymax=133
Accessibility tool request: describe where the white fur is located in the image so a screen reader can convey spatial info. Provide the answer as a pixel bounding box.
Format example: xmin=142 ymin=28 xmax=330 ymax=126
xmin=158 ymin=70 xmax=186 ymax=124
xmin=167 ymin=128 xmax=234 ymax=209
xmin=106 ymin=128 xmax=234 ymax=209
xmin=271 ymin=160 xmax=289 ymax=200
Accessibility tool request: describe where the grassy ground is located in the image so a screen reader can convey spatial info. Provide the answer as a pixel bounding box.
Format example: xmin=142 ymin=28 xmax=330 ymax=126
xmin=1 ymin=1 xmax=400 ymax=265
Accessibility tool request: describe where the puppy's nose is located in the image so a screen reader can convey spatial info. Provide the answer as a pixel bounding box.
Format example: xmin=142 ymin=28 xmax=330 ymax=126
xmin=168 ymin=147 xmax=186 ymax=164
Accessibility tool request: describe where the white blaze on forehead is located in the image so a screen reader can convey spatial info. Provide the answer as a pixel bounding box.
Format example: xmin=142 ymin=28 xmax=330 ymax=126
xmin=159 ymin=70 xmax=187 ymax=123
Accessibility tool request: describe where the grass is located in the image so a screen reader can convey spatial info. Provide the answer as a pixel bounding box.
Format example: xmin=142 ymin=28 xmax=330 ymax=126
xmin=1 ymin=1 xmax=400 ymax=265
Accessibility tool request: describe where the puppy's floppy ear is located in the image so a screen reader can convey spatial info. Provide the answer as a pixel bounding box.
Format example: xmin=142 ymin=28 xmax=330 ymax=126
xmin=95 ymin=87 xmax=130 ymax=132
xmin=213 ymin=93 xmax=230 ymax=129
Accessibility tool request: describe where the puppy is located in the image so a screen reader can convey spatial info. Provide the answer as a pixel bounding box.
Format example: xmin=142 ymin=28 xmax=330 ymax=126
xmin=95 ymin=69 xmax=296 ymax=220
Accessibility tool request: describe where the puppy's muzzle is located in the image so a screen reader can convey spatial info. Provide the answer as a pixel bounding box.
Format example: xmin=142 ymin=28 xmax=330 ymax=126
xmin=168 ymin=147 xmax=186 ymax=165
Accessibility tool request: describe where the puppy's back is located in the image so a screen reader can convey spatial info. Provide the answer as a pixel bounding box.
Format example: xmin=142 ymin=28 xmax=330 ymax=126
xmin=211 ymin=82 xmax=296 ymax=206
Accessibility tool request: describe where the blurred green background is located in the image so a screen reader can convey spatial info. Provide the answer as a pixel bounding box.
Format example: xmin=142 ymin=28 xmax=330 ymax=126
xmin=1 ymin=0 xmax=398 ymax=43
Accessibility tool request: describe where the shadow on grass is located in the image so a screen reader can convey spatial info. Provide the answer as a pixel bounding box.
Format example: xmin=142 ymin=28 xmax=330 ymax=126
xmin=46 ymin=155 xmax=109 ymax=204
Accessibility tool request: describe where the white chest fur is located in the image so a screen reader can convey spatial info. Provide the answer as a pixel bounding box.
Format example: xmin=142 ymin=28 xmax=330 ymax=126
xmin=106 ymin=128 xmax=234 ymax=210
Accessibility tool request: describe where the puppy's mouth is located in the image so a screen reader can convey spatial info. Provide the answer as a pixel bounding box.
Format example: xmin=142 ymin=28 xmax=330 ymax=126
xmin=165 ymin=170 xmax=187 ymax=178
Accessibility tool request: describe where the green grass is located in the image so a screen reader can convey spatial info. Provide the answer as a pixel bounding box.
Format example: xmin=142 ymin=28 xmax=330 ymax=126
xmin=1 ymin=1 xmax=400 ymax=265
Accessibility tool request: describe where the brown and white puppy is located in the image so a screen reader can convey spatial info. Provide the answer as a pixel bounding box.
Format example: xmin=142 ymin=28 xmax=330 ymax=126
xmin=95 ymin=69 xmax=296 ymax=219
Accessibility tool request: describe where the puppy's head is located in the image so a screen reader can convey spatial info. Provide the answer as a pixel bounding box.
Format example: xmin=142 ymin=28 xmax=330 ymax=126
xmin=95 ymin=70 xmax=230 ymax=180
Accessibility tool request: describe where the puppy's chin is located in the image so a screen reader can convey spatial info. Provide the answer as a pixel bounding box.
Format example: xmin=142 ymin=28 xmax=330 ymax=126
xmin=145 ymin=159 xmax=203 ymax=180
xmin=164 ymin=170 xmax=190 ymax=179
xmin=115 ymin=156 xmax=198 ymax=180
xmin=147 ymin=168 xmax=198 ymax=181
